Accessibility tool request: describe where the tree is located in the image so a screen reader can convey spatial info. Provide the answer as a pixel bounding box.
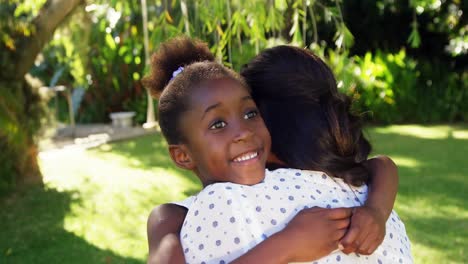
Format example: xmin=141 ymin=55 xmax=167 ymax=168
xmin=0 ymin=0 xmax=83 ymax=193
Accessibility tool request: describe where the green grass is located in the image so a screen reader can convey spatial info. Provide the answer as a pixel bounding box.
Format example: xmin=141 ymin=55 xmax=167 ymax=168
xmin=1 ymin=124 xmax=467 ymax=263
xmin=367 ymin=125 xmax=468 ymax=263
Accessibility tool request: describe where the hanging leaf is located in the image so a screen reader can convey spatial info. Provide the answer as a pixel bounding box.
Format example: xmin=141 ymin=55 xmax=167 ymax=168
xmin=164 ymin=10 xmax=173 ymax=24
xmin=216 ymin=24 xmax=224 ymax=37
xmin=334 ymin=24 xmax=354 ymax=49
xmin=407 ymin=20 xmax=421 ymax=48
xmin=289 ymin=9 xmax=299 ymax=37
xmin=275 ymin=0 xmax=287 ymax=11
xmin=342 ymin=24 xmax=354 ymax=48
xmin=105 ymin=33 xmax=116 ymax=50
xmin=2 ymin=33 xmax=16 ymax=50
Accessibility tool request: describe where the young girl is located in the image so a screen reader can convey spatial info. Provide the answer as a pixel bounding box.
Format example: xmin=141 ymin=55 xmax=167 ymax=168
xmin=144 ymin=38 xmax=410 ymax=263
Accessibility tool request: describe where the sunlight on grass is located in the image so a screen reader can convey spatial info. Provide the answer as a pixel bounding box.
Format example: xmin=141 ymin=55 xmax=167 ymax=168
xmin=390 ymin=156 xmax=421 ymax=168
xmin=38 ymin=135 xmax=201 ymax=261
xmin=373 ymin=125 xmax=454 ymax=139
xmin=395 ymin=195 xmax=468 ymax=220
xmin=453 ymin=130 xmax=468 ymax=140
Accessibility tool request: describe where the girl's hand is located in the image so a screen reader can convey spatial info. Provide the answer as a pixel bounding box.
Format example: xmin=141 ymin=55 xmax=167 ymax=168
xmin=339 ymin=205 xmax=386 ymax=255
xmin=280 ymin=207 xmax=353 ymax=262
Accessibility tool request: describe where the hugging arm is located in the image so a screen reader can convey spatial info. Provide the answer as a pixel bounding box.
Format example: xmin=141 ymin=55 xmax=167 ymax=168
xmin=147 ymin=204 xmax=187 ymax=264
xmin=364 ymin=155 xmax=399 ymax=219
xmin=230 ymin=207 xmax=353 ymax=264
xmin=148 ymin=156 xmax=398 ymax=262
xmin=151 ymin=209 xmax=346 ymax=264
xmin=340 ymin=155 xmax=399 ymax=254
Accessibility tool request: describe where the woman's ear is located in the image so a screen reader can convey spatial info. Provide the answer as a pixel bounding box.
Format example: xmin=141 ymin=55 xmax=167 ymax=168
xmin=168 ymin=145 xmax=196 ymax=170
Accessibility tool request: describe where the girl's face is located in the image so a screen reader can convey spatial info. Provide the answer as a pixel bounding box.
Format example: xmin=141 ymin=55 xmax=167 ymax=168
xmin=177 ymin=78 xmax=271 ymax=186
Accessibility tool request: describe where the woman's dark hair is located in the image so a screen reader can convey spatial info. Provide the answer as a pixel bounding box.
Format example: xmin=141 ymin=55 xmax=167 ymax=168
xmin=142 ymin=36 xmax=247 ymax=144
xmin=241 ymin=45 xmax=371 ymax=186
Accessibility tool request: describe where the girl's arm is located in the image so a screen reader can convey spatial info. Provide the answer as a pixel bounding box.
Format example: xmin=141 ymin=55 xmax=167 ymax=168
xmin=147 ymin=203 xmax=187 ymax=264
xmin=365 ymin=155 xmax=399 ymax=220
xmin=231 ymin=207 xmax=353 ymax=264
xmin=148 ymin=156 xmax=398 ymax=262
xmin=340 ymin=155 xmax=399 ymax=254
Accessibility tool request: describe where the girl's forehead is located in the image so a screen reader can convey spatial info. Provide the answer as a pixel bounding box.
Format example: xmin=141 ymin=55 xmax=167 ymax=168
xmin=190 ymin=78 xmax=250 ymax=104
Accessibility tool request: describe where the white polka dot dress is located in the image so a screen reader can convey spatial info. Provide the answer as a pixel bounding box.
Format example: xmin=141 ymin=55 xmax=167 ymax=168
xmin=177 ymin=169 xmax=413 ymax=264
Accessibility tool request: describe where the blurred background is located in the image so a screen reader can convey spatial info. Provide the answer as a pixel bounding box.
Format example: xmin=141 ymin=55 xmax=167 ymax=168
xmin=0 ymin=0 xmax=466 ymax=263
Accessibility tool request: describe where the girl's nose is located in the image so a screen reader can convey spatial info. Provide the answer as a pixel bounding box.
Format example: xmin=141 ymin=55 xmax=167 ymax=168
xmin=233 ymin=122 xmax=254 ymax=142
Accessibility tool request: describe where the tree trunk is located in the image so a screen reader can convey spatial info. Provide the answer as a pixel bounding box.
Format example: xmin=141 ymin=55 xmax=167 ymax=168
xmin=0 ymin=0 xmax=83 ymax=193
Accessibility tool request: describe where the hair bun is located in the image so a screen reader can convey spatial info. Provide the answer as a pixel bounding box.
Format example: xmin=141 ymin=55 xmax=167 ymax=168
xmin=143 ymin=36 xmax=215 ymax=98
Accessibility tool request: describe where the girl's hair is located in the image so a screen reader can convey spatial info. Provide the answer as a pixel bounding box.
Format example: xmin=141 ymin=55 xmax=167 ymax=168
xmin=142 ymin=36 xmax=247 ymax=144
xmin=241 ymin=45 xmax=371 ymax=186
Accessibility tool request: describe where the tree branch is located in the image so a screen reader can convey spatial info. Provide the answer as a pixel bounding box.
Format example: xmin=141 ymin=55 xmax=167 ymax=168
xmin=14 ymin=0 xmax=84 ymax=78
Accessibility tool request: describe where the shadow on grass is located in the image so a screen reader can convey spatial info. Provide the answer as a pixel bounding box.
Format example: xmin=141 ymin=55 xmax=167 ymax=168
xmin=0 ymin=186 xmax=142 ymax=264
xmin=402 ymin=215 xmax=467 ymax=261
xmin=367 ymin=126 xmax=467 ymax=262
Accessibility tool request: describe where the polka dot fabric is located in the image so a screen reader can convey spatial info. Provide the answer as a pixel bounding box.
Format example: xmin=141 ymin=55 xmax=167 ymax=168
xmin=177 ymin=169 xmax=413 ymax=264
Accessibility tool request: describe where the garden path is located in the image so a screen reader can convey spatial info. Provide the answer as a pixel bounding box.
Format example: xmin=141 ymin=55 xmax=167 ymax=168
xmin=39 ymin=124 xmax=158 ymax=152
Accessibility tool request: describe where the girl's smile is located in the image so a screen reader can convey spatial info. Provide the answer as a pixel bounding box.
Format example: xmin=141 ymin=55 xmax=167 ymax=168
xmin=232 ymin=150 xmax=259 ymax=163
xmin=177 ymin=78 xmax=271 ymax=186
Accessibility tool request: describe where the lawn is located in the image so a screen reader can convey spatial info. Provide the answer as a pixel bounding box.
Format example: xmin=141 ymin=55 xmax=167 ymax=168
xmin=1 ymin=125 xmax=467 ymax=263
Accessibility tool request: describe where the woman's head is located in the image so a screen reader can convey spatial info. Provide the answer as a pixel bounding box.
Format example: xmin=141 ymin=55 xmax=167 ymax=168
xmin=241 ymin=45 xmax=371 ymax=186
xmin=143 ymin=36 xmax=271 ymax=186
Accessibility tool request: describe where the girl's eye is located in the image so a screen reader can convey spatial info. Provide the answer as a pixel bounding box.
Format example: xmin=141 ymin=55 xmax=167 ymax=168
xmin=244 ymin=109 xmax=258 ymax=120
xmin=209 ymin=120 xmax=227 ymax=130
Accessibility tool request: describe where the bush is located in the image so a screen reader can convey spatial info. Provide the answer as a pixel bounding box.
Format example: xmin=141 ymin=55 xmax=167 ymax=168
xmin=324 ymin=48 xmax=467 ymax=123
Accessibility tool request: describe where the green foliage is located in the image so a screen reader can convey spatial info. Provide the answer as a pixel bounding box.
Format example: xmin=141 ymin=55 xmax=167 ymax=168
xmin=123 ymin=96 xmax=155 ymax=124
xmin=0 ymin=0 xmax=46 ymax=52
xmin=325 ymin=47 xmax=468 ymax=123
xmin=407 ymin=0 xmax=465 ymax=53
xmin=77 ymin=1 xmax=149 ymax=123
xmin=32 ymin=0 xmax=350 ymax=123
xmin=29 ymin=0 xmax=464 ymax=124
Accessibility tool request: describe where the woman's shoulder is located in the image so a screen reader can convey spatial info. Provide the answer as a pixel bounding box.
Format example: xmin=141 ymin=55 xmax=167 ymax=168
xmin=267 ymin=167 xmax=323 ymax=176
xmin=267 ymin=167 xmax=368 ymax=193
xmin=266 ymin=167 xmax=336 ymax=183
xmin=267 ymin=167 xmax=330 ymax=178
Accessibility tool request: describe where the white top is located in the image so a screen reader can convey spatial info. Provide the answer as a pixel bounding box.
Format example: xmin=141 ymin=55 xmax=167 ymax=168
xmin=172 ymin=195 xmax=196 ymax=209
xmin=177 ymin=168 xmax=413 ymax=264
